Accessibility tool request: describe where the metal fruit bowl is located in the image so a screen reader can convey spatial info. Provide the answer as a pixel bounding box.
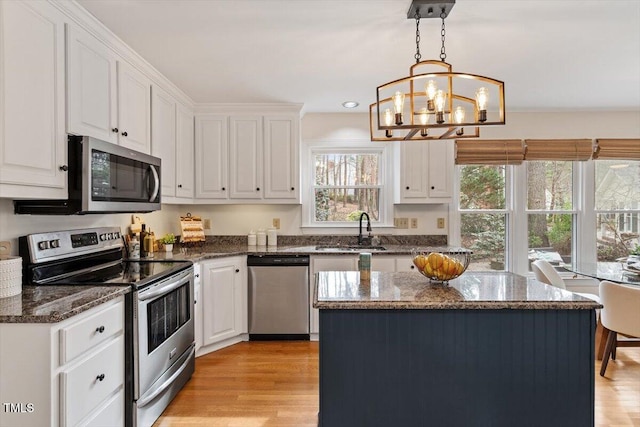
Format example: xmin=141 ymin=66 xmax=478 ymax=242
xmin=411 ymin=250 xmax=471 ymax=283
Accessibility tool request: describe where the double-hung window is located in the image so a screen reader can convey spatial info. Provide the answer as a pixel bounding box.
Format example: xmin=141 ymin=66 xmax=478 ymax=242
xmin=302 ymin=142 xmax=392 ymax=228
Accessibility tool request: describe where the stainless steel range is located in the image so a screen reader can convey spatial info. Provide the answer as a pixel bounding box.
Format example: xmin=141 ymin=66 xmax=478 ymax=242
xmin=19 ymin=227 xmax=195 ymax=427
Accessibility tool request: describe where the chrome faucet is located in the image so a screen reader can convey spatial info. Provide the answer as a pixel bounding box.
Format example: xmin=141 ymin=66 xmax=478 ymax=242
xmin=358 ymin=212 xmax=372 ymax=245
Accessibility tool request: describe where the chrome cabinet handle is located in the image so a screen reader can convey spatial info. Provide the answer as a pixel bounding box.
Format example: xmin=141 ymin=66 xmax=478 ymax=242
xmin=112 ymin=128 xmax=119 ymax=133
xmin=235 ymin=269 xmax=240 ymax=273
xmin=121 ymin=131 xmax=128 ymax=137
xmin=96 ymin=326 xmax=105 ymax=333
xmin=96 ymin=374 xmax=105 ymax=382
xmin=59 ymin=165 xmax=68 ymax=171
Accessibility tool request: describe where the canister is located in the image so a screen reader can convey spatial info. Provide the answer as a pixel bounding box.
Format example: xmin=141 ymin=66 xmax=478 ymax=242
xmin=267 ymin=228 xmax=277 ymax=247
xmin=256 ymin=229 xmax=267 ymax=246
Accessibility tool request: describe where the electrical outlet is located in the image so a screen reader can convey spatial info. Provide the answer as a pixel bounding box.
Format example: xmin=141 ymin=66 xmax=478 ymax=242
xmin=437 ymin=218 xmax=445 ymax=229
xmin=272 ymin=218 xmax=280 ymax=229
xmin=410 ymin=218 xmax=418 ymax=228
xmin=396 ymin=218 xmax=409 ymax=229
xmin=204 ymin=218 xmax=211 ymax=230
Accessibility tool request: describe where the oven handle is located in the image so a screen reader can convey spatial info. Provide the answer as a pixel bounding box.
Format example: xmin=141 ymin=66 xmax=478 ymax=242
xmin=149 ymin=164 xmax=160 ymax=202
xmin=138 ymin=274 xmax=190 ymax=301
xmin=136 ymin=345 xmax=195 ymax=408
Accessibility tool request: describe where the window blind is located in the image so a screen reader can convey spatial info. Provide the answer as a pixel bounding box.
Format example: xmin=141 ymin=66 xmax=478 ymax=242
xmin=455 ymin=139 xmax=524 ymax=165
xmin=523 ymin=139 xmax=593 ymax=161
xmin=593 ymin=139 xmax=640 ymax=160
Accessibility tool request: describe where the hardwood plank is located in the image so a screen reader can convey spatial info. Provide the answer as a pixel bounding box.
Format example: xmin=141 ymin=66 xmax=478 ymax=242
xmin=155 ymin=341 xmax=639 ymax=427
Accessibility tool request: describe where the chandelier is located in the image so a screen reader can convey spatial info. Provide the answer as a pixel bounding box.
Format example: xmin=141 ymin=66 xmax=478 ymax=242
xmin=370 ymin=0 xmax=505 ymax=141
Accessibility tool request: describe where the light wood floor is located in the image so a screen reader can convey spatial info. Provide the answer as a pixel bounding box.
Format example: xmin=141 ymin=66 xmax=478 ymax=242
xmin=154 ymin=342 xmax=640 ymax=427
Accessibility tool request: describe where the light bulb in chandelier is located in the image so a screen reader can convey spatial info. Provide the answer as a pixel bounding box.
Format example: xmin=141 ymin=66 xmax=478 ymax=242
xmin=475 ymin=87 xmax=489 ymax=122
xmin=384 ymin=108 xmax=394 ymax=138
xmin=419 ymin=108 xmax=429 ymax=137
xmin=453 ymin=106 xmax=465 ymax=135
xmin=392 ymin=91 xmax=405 ymax=125
xmin=425 ymin=80 xmax=437 ymax=111
xmin=434 ymin=90 xmax=446 ymax=124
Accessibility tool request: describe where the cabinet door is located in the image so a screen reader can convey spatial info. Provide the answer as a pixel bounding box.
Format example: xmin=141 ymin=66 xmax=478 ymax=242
xmin=176 ymin=103 xmax=195 ymax=198
xmin=428 ymin=139 xmax=453 ymax=198
xmin=263 ymin=115 xmax=299 ymax=200
xmin=201 ymin=260 xmax=243 ymax=345
xmin=195 ymin=115 xmax=228 ymax=199
xmin=117 ymin=61 xmax=151 ymax=153
xmin=310 ymin=256 xmax=358 ymax=334
xmin=371 ymin=256 xmax=396 ymax=272
xmin=0 ymin=1 xmax=67 ymax=198
xmin=395 ymin=256 xmax=418 ymax=272
xmin=151 ymin=85 xmax=176 ymax=197
xmin=229 ymin=115 xmax=262 ymax=199
xmin=400 ymin=141 xmax=429 ymax=200
xmin=66 ymin=23 xmax=118 ymax=143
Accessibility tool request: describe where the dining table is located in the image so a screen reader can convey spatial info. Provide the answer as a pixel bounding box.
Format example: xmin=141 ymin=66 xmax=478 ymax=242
xmin=562 ymin=261 xmax=640 ymax=360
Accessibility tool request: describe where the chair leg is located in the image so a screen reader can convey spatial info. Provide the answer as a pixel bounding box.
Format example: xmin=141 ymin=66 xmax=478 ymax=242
xmin=612 ymin=341 xmax=617 ymax=360
xmin=600 ymin=331 xmax=617 ymax=377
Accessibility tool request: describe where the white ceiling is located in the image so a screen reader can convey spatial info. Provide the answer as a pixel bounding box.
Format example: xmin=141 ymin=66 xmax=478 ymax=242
xmin=76 ymin=0 xmax=640 ymax=114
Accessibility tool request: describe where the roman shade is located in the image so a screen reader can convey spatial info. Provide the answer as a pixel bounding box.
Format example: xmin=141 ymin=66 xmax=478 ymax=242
xmin=593 ymin=139 xmax=640 ymax=160
xmin=455 ymin=139 xmax=524 ymax=165
xmin=524 ymin=139 xmax=593 ymax=161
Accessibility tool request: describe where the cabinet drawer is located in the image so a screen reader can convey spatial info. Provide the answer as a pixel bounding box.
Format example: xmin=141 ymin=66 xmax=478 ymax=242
xmin=60 ymin=301 xmax=123 ymax=364
xmin=60 ymin=337 xmax=124 ymax=427
xmin=83 ymin=388 xmax=124 ymax=427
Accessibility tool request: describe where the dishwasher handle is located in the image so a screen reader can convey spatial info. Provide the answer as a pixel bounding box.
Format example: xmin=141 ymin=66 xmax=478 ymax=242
xmin=247 ymin=255 xmax=309 ymax=267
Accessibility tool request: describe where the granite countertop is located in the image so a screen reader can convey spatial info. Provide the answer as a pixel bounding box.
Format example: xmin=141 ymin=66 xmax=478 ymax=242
xmin=157 ymin=243 xmax=465 ymax=263
xmin=314 ymin=271 xmax=602 ymax=310
xmin=0 ymin=285 xmax=130 ymax=323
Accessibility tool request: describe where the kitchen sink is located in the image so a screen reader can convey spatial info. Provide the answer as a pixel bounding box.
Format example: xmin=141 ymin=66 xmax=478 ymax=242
xmin=315 ymin=245 xmax=387 ymax=252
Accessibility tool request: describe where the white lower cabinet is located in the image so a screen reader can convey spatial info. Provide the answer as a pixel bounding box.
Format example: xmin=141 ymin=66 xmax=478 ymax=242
xmin=0 ymin=297 xmax=125 ymax=427
xmin=199 ymin=256 xmax=247 ymax=353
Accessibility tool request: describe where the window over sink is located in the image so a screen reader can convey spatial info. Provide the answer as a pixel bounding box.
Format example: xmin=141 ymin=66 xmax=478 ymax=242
xmin=301 ymin=142 xmax=393 ymax=228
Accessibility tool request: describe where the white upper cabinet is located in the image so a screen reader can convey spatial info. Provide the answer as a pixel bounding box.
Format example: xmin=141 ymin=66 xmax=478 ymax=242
xmin=151 ymin=85 xmax=177 ymax=197
xmin=175 ymin=103 xmax=195 ymax=198
xmin=263 ymin=115 xmax=299 ymax=200
xmin=151 ymin=86 xmax=194 ymax=201
xmin=395 ymin=140 xmax=454 ymax=203
xmin=66 ymin=23 xmax=117 ymax=143
xmin=229 ymin=115 xmax=263 ymax=199
xmin=195 ymin=115 xmax=228 ymax=199
xmin=67 ymin=24 xmax=151 ymax=153
xmin=195 ymin=109 xmax=301 ymax=204
xmin=0 ymin=1 xmax=68 ymax=199
xmin=116 ymin=61 xmax=151 ymax=153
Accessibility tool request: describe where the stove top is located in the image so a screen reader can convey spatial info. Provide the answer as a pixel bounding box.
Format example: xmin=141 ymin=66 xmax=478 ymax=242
xmin=20 ymin=226 xmax=192 ymax=289
xmin=44 ymin=260 xmax=192 ymax=289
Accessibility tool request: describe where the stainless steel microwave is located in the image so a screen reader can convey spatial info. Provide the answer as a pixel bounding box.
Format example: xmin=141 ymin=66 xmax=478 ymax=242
xmin=14 ymin=136 xmax=161 ymax=215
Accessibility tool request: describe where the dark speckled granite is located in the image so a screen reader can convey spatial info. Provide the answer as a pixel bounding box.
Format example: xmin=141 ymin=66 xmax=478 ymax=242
xmin=314 ymin=271 xmax=602 ymax=310
xmin=0 ymin=285 xmax=130 ymax=323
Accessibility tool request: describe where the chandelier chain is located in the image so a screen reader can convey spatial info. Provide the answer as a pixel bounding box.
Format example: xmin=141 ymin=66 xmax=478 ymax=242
xmin=414 ymin=13 xmax=421 ymax=63
xmin=440 ymin=8 xmax=447 ymax=62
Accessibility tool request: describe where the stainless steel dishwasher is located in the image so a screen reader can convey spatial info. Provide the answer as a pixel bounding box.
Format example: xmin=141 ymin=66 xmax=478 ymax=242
xmin=248 ymin=254 xmax=310 ymax=340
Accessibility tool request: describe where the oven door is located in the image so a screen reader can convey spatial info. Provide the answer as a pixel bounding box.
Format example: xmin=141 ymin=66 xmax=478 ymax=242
xmin=134 ymin=267 xmax=194 ymax=400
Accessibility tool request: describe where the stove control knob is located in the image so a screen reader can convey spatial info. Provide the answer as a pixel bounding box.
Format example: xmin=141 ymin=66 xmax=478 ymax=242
xmin=38 ymin=241 xmax=50 ymax=250
xmin=100 ymin=234 xmax=107 ymax=241
xmin=49 ymin=239 xmax=60 ymax=248
xmin=114 ymin=232 xmax=120 ymax=240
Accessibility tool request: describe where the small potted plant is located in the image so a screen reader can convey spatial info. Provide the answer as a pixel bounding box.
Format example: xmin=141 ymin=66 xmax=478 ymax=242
xmin=159 ymin=233 xmax=176 ymax=253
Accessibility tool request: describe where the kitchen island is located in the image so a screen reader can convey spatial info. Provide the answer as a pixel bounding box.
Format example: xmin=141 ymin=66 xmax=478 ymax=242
xmin=313 ymin=271 xmax=601 ymax=427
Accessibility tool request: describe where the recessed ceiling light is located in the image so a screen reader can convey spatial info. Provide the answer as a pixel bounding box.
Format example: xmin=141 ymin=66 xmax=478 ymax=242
xmin=342 ymin=101 xmax=359 ymax=109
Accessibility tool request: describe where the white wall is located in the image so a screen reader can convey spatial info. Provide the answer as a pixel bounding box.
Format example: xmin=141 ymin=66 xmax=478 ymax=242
xmin=0 ymin=199 xmax=183 ymax=256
